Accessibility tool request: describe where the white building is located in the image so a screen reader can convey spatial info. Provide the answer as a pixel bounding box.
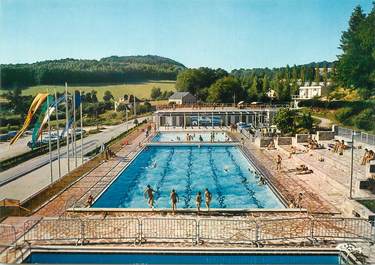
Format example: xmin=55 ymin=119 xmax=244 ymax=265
xmin=168 ymin=92 xmax=197 ymax=105
xmin=292 ymin=83 xmax=328 ymax=108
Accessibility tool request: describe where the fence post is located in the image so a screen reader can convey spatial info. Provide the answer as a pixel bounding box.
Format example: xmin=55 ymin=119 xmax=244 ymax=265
xmin=196 ymin=219 xmax=200 ymax=244
xmin=310 ymin=216 xmax=314 ymax=240
xmin=138 ymin=218 xmax=143 ymax=244
xmin=80 ymin=219 xmax=85 ymax=245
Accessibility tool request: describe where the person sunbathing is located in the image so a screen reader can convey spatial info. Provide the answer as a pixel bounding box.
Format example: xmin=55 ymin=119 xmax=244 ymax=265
xmin=296 ymin=166 xmax=314 ymax=175
xmin=361 ymin=149 xmax=369 ymax=165
xmin=365 ymin=150 xmax=375 ymax=164
xmin=287 ymin=164 xmax=307 ymax=172
xmin=267 ymin=140 xmax=276 ymax=150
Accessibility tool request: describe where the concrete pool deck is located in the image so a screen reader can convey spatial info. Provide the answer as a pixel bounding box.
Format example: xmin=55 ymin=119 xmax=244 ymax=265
xmin=1 ymin=126 xmax=374 ymax=263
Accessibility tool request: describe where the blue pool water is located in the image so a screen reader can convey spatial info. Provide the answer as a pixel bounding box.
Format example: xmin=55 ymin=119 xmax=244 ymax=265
xmin=93 ymin=146 xmax=283 ymax=209
xmin=152 ymin=131 xmax=230 ymax=142
xmin=24 ymin=252 xmax=342 ymax=264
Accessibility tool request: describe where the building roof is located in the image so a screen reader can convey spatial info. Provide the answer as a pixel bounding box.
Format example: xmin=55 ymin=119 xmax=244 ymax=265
xmin=169 ymin=92 xmax=194 ymax=100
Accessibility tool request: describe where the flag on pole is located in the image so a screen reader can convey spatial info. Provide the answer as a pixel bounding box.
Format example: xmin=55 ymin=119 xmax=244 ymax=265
xmin=10 ymin=93 xmax=49 ymax=145
xmin=31 ymin=96 xmax=52 ymax=147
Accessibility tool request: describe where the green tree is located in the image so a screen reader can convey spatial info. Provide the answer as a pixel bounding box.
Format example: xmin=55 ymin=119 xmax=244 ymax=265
xmin=260 ymin=75 xmax=270 ymax=102
xmin=314 ymin=67 xmax=321 ymax=83
xmin=248 ymin=76 xmax=259 ymax=101
xmin=3 ymin=87 xmax=32 ymax=117
xmin=207 ymin=76 xmax=244 ymax=103
xmin=323 ymin=65 xmax=328 ymax=86
xmin=150 ymin=87 xmax=162 ymax=99
xmin=103 ymin=90 xmax=114 ymax=102
xmin=300 ymin=66 xmax=306 ymax=84
xmin=335 ymin=4 xmax=375 ymax=98
xmin=273 ymin=108 xmax=297 ymax=134
xmin=298 ymin=113 xmax=314 ymax=133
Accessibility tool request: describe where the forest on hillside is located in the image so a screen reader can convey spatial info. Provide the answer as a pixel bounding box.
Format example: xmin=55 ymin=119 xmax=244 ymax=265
xmin=1 ymin=55 xmax=185 ymax=88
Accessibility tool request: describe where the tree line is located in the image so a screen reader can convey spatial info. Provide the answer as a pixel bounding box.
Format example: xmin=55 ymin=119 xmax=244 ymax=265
xmin=175 ymin=63 xmax=333 ymax=103
xmin=1 ymin=55 xmax=185 ymax=88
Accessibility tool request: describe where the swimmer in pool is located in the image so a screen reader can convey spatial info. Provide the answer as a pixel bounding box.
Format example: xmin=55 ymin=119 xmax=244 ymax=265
xmin=151 ymin=161 xmax=157 ymax=168
xmin=224 ymin=166 xmax=229 ymax=172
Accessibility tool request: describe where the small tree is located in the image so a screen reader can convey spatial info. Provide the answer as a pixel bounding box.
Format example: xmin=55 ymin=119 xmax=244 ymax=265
xmin=273 ymin=108 xmax=297 ymax=135
xmin=299 ymin=113 xmax=314 ymax=133
xmin=103 ymin=90 xmax=114 ymax=102
xmin=150 ymin=87 xmax=162 ymax=99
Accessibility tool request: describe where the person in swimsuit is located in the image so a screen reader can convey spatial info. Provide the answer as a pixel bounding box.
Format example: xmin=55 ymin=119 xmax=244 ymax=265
xmin=196 ymin=191 xmax=202 ymax=212
xmin=204 ymin=188 xmax=212 ymax=211
xmin=144 ymin=185 xmax=155 ymax=208
xmin=170 ymin=189 xmax=179 ymax=214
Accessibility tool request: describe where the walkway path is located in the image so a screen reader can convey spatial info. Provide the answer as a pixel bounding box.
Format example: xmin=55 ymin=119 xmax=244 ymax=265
xmin=0 ymin=117 xmax=149 ymax=201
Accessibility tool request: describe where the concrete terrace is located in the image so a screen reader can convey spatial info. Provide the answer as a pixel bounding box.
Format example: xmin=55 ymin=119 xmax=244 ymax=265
xmin=1 ymin=121 xmax=374 ymax=263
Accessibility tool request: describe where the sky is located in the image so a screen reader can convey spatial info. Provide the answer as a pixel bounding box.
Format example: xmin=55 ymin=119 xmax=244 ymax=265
xmin=0 ymin=0 xmax=373 ymax=70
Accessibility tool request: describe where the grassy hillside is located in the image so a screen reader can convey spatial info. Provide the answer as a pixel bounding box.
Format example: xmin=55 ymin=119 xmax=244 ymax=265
xmin=3 ymin=81 xmax=176 ymax=100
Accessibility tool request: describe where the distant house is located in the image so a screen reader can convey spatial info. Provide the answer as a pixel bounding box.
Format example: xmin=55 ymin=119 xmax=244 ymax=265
xmin=114 ymin=95 xmax=142 ymax=111
xmin=295 ymin=85 xmax=327 ymax=99
xmin=168 ymin=92 xmax=197 ymax=105
xmin=292 ymin=83 xmax=328 ymax=108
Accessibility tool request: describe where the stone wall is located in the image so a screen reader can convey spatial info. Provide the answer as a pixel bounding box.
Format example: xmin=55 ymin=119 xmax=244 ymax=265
xmin=316 ymin=131 xmax=335 ymax=141
xmin=277 ymin=137 xmax=293 ymax=145
xmin=256 ymin=137 xmax=274 ymax=148
xmin=295 ymin=134 xmax=310 ymax=143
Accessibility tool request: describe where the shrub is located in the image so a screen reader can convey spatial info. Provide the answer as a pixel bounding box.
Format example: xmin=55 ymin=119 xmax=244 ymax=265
xmin=335 ymin=107 xmax=354 ymax=126
xmin=353 ymin=109 xmax=375 ymax=132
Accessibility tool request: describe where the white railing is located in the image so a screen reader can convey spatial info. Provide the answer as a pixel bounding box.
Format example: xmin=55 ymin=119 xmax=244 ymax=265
xmin=336 ymin=126 xmax=375 ymax=146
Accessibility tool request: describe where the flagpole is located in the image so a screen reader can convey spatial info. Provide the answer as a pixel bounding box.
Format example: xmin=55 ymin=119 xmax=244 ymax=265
xmin=47 ymin=92 xmax=53 ymax=183
xmin=55 ymin=90 xmax=61 ymax=179
xmin=65 ymin=82 xmax=70 ymax=172
xmin=73 ymin=90 xmax=77 ymax=168
xmin=80 ymin=91 xmax=83 ymax=165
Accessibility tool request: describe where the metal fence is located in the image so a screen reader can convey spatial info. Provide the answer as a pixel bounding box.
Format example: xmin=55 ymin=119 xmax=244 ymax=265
xmin=336 ymin=126 xmax=375 ymax=146
xmin=0 ymin=224 xmax=16 ymax=247
xmin=199 ymin=218 xmax=257 ymax=243
xmin=17 ymin=216 xmax=374 ymax=245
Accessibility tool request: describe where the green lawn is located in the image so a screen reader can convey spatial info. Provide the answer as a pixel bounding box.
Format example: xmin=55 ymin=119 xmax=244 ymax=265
xmin=1 ymin=80 xmax=176 ymax=100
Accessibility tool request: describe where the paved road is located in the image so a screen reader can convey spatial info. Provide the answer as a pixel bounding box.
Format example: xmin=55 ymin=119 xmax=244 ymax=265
xmin=312 ymin=115 xmax=332 ymax=128
xmin=0 ymin=116 xmax=149 ymax=187
xmin=0 ymin=135 xmax=32 ymax=162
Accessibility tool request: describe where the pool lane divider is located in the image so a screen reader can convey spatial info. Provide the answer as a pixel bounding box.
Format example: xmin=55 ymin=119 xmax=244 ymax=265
xmin=224 ymin=147 xmax=263 ymax=208
xmin=208 ymin=147 xmax=226 ymax=208
xmin=89 ymin=144 xmax=148 ymax=208
xmin=237 ymin=146 xmax=289 ymax=208
xmin=154 ymin=148 xmax=175 ymax=206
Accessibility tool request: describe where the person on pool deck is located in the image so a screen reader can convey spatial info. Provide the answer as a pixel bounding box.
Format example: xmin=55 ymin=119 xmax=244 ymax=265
xmin=205 ymin=188 xmax=212 ymax=211
xmin=86 ymin=194 xmax=94 ymax=207
xmin=196 ymin=192 xmax=202 ymax=212
xmin=276 ymin=154 xmax=282 ymax=171
xmin=170 ymin=189 xmax=179 ymax=214
xmin=199 ymin=135 xmax=203 ymax=142
xmin=144 ymin=185 xmax=155 ymax=209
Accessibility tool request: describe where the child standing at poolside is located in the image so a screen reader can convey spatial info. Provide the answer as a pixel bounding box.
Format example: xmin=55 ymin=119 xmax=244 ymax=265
xmin=205 ymin=188 xmax=212 ymax=211
xmin=170 ymin=189 xmax=179 ymax=214
xmin=196 ymin=192 xmax=202 ymax=212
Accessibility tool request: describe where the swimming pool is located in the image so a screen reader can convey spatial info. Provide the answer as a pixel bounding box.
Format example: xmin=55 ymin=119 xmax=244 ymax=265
xmin=152 ymin=131 xmax=231 ymax=142
xmin=92 ymin=145 xmax=284 ymax=209
xmin=24 ymin=251 xmax=342 ymax=264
